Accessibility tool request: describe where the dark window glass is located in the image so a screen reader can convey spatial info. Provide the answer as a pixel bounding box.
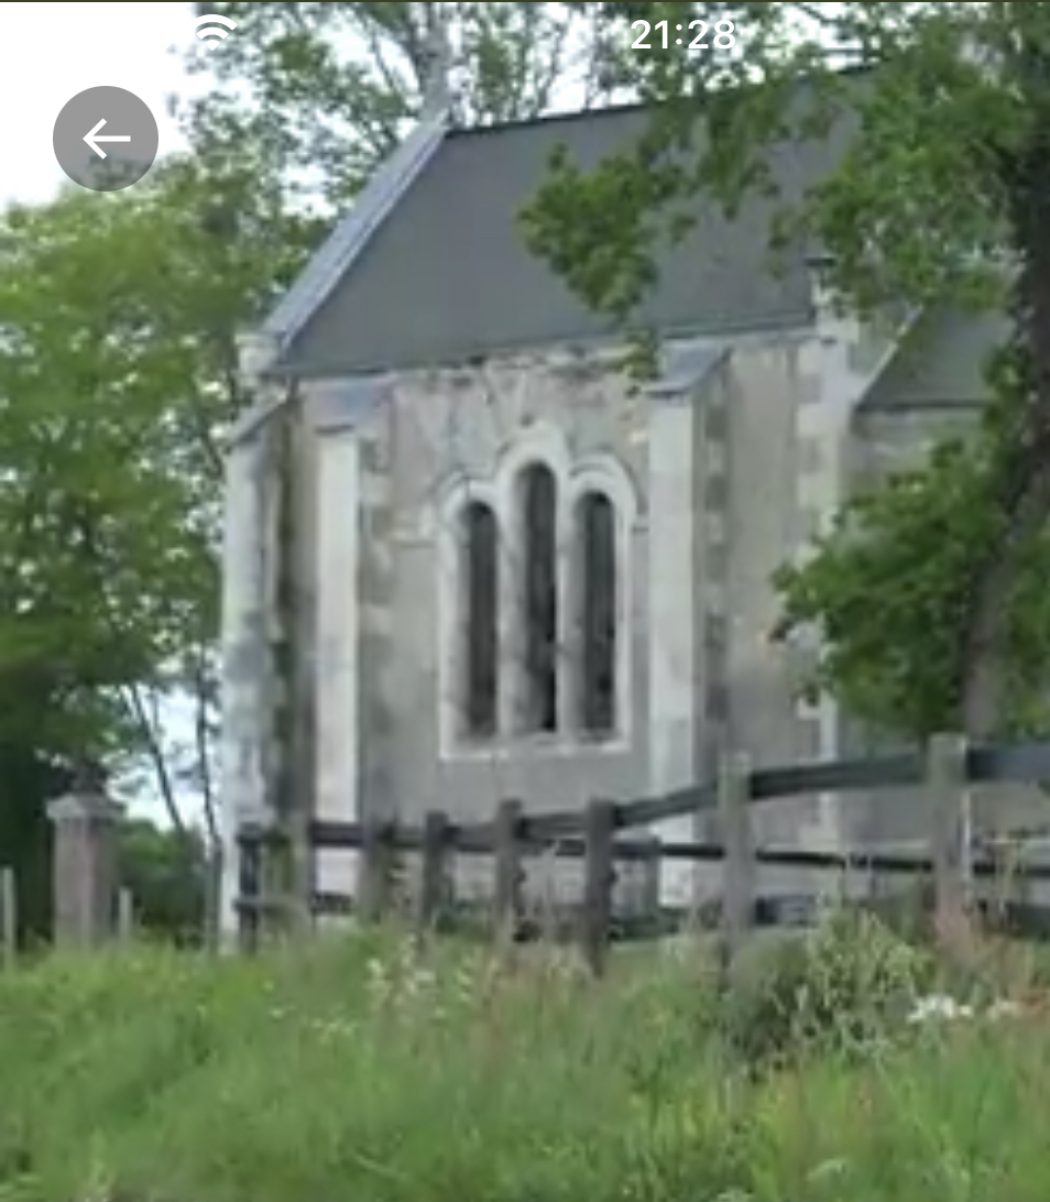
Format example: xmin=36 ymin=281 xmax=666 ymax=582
xmin=578 ymin=492 xmax=616 ymax=734
xmin=463 ymin=501 xmax=498 ymax=736
xmin=520 ymin=464 xmax=558 ymax=732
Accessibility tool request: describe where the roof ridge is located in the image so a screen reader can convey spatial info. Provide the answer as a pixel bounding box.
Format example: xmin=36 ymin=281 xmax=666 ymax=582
xmin=444 ymin=62 xmax=874 ymax=138
xmin=445 ymin=99 xmax=651 ymax=138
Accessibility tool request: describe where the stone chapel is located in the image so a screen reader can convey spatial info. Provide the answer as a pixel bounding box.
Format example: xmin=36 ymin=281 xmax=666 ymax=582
xmin=217 ymin=98 xmax=1002 ymax=932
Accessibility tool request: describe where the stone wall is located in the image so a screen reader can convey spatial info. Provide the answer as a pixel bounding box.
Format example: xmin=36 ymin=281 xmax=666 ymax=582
xmin=384 ymin=345 xmax=651 ymax=826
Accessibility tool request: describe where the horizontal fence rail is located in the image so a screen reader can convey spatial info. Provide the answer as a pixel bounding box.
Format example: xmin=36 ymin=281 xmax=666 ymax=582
xmin=968 ymin=742 xmax=1050 ymax=785
xmin=236 ymin=733 xmax=1050 ymax=970
xmin=299 ymin=741 xmax=1050 ymax=854
xmin=616 ymin=782 xmax=719 ymax=827
xmin=749 ymin=750 xmax=924 ymax=800
xmin=298 ymin=827 xmax=1050 ymax=879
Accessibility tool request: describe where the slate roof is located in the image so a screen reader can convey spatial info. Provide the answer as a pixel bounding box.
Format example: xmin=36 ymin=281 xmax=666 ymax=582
xmin=258 ymin=96 xmax=1011 ymax=412
xmin=860 ymin=308 xmax=1010 ymax=411
xmin=274 ymin=103 xmax=854 ymax=377
xmin=263 ymin=110 xmax=449 ymax=351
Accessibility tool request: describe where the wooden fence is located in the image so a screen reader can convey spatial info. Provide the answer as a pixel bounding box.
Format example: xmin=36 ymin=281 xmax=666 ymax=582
xmin=237 ymin=732 xmax=1050 ymax=972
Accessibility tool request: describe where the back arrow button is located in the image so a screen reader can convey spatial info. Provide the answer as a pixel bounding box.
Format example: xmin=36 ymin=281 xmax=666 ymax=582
xmin=53 ymin=86 xmax=158 ymax=192
xmin=83 ymin=118 xmax=132 ymax=160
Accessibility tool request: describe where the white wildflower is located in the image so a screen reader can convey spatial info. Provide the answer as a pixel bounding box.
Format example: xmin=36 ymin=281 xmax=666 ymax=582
xmin=907 ymin=994 xmax=974 ymax=1024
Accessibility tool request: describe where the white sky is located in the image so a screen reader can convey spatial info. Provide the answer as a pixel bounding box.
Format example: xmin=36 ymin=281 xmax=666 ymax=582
xmin=0 ymin=1 xmax=213 ymax=207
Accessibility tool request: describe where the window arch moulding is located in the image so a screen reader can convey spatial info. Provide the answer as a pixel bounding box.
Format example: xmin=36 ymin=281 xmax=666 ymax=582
xmin=567 ymin=453 xmax=639 ymax=751
xmin=433 ymin=427 xmax=640 ymax=761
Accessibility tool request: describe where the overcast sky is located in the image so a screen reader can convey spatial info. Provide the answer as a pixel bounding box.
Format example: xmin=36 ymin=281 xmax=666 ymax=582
xmin=1 ymin=1 xmax=213 ymax=207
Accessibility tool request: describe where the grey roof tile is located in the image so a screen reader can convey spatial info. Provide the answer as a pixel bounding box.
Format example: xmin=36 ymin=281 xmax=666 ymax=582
xmin=860 ymin=308 xmax=1010 ymax=411
xmin=263 ymin=109 xmax=450 ymax=349
xmin=277 ymin=103 xmax=853 ymax=376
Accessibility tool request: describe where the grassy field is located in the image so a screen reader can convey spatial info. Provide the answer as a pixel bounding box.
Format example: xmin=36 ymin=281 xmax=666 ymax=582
xmin=2 ymin=916 xmax=1050 ymax=1202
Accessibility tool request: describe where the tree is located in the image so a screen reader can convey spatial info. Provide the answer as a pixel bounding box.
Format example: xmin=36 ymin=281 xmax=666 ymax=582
xmin=0 ymin=730 xmax=64 ymax=942
xmin=185 ymin=1 xmax=617 ymax=208
xmin=0 ymin=158 xmax=313 ymax=884
xmin=523 ymin=1 xmax=1050 ymax=739
xmin=118 ymin=818 xmax=208 ymax=945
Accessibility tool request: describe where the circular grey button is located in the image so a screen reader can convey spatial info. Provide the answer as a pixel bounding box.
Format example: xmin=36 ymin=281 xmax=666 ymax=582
xmin=53 ymin=86 xmax=158 ymax=192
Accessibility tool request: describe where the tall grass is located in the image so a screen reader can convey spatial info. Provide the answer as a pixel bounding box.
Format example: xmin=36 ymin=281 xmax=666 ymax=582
xmin=1 ymin=921 xmax=1049 ymax=1202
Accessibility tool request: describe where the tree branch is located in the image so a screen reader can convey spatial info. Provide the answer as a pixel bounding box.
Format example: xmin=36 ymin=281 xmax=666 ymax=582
xmin=192 ymin=650 xmax=219 ymax=850
xmin=364 ymin=20 xmax=413 ymax=117
xmin=121 ymin=680 xmax=186 ymax=834
xmin=794 ymin=2 xmax=851 ymax=32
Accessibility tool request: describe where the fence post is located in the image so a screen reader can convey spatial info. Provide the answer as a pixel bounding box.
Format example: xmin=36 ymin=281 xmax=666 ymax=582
xmin=638 ymin=833 xmax=662 ymax=933
xmin=580 ymin=799 xmax=616 ymax=976
xmin=46 ymin=783 xmax=124 ymax=949
xmin=117 ymin=887 xmax=134 ymax=944
xmin=203 ymin=842 xmax=223 ymax=953
xmin=927 ymin=731 xmax=972 ymax=954
xmin=358 ymin=815 xmax=394 ymax=923
xmin=615 ymin=834 xmax=661 ymax=934
xmin=987 ymin=836 xmax=1022 ymax=932
xmin=719 ymin=750 xmax=754 ymax=971
xmin=418 ymin=809 xmax=452 ymax=933
xmin=260 ymin=828 xmax=295 ymax=942
xmin=236 ymin=824 xmax=292 ymax=950
xmin=493 ymin=798 xmax=524 ymax=944
xmin=237 ymin=826 xmax=262 ymax=954
xmin=0 ymin=867 xmax=15 ymax=970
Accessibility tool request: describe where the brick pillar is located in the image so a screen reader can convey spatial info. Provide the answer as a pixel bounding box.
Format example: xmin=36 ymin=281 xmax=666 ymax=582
xmin=46 ymin=789 xmax=123 ymax=948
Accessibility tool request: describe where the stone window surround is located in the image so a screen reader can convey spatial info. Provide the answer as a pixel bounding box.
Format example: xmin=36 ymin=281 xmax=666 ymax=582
xmin=435 ymin=421 xmax=638 ymax=762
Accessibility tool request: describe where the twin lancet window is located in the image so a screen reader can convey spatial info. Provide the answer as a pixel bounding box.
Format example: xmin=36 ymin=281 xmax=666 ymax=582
xmin=458 ymin=462 xmax=618 ymax=742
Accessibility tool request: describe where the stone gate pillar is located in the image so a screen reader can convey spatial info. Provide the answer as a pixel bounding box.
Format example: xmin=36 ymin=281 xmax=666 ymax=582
xmin=47 ymin=780 xmax=123 ymax=948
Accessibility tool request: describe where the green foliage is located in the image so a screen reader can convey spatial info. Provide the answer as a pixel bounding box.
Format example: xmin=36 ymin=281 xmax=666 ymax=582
xmin=724 ymin=909 xmax=932 ymax=1070
xmin=0 ymin=188 xmax=210 ymax=751
xmin=772 ymin=436 xmax=997 ymax=738
xmin=0 ymin=741 xmax=59 ymax=943
xmin=186 ymin=2 xmax=616 ymax=207
xmin=773 ymin=344 xmax=1050 ymax=739
xmin=2 ymin=935 xmax=1050 ymax=1201
xmin=525 ymin=3 xmax=1027 ymax=325
xmin=0 ymin=152 xmax=314 ymax=821
xmin=118 ymin=820 xmax=208 ymax=945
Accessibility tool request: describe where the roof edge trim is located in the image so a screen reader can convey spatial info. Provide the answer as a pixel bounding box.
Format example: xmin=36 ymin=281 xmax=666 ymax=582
xmin=852 ymin=305 xmax=930 ymax=414
xmin=261 ymin=107 xmax=451 ymax=350
xmin=644 ymin=337 xmax=731 ymax=397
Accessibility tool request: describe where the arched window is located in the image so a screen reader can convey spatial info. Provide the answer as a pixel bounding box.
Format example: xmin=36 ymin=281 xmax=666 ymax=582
xmin=577 ymin=491 xmax=616 ymax=734
xmin=519 ymin=463 xmax=558 ymax=733
xmin=461 ymin=500 xmax=498 ymax=736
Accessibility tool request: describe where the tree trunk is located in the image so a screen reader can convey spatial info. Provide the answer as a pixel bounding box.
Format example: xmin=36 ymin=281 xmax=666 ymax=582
xmin=960 ymin=114 xmax=1050 ymax=739
xmin=959 ymin=457 xmax=1050 ymax=738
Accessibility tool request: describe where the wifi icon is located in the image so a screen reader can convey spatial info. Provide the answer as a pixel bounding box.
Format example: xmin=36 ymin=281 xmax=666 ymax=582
xmin=195 ymin=13 xmax=238 ymax=43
